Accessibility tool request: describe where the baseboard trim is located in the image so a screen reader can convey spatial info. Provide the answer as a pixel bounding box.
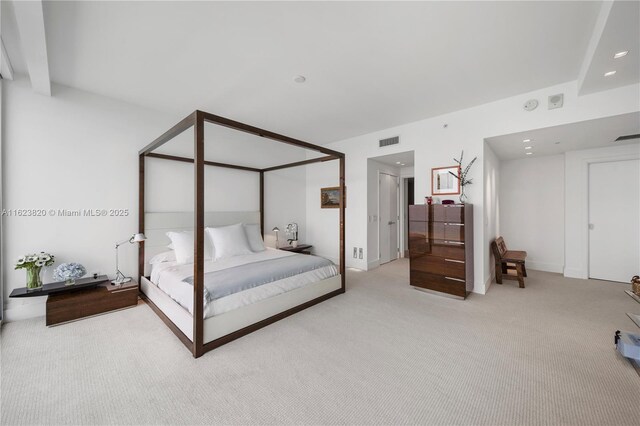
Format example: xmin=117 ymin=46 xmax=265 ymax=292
xmin=484 ymin=273 xmax=493 ymax=294
xmin=564 ymin=267 xmax=588 ymax=279
xmin=367 ymin=259 xmax=380 ymax=271
xmin=527 ymin=261 xmax=564 ymax=274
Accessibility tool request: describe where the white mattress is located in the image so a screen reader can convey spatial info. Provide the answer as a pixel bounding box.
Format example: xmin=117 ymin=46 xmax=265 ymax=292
xmin=149 ymin=248 xmax=338 ymax=318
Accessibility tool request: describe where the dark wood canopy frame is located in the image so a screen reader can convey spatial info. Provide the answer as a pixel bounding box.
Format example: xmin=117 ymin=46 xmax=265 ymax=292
xmin=138 ymin=110 xmax=346 ymax=358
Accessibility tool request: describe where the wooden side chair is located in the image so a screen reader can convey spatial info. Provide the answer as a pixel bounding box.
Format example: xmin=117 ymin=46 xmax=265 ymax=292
xmin=491 ymin=237 xmax=527 ymax=288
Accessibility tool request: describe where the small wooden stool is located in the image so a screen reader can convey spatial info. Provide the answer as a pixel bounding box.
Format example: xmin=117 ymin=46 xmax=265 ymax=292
xmin=491 ymin=237 xmax=527 ymax=288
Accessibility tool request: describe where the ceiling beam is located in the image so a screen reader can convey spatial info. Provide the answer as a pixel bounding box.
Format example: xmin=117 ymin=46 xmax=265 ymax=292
xmin=577 ymin=0 xmax=613 ymax=95
xmin=12 ymin=0 xmax=50 ymax=95
xmin=0 ymin=37 xmax=14 ymax=80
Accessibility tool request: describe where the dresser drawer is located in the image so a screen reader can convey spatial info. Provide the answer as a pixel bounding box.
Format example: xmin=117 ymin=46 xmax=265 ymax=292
xmin=409 ymin=205 xmax=429 ymax=222
xmin=411 ymin=254 xmax=465 ymax=279
xmin=429 ymin=240 xmax=465 ymax=260
xmin=431 ymin=222 xmax=465 ymax=241
xmin=409 ymin=221 xmax=427 ymax=237
xmin=444 ymin=205 xmax=464 ymax=223
xmin=409 ymin=270 xmax=466 ymax=298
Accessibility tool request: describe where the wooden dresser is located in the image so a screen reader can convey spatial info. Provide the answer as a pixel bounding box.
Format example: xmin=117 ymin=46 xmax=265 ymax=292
xmin=408 ymin=204 xmax=474 ymax=298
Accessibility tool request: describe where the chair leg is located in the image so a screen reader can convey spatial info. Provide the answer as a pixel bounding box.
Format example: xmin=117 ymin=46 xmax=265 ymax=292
xmin=495 ymin=262 xmax=503 ymax=284
xmin=501 ymin=263 xmax=508 ymax=274
xmin=516 ymin=263 xmax=525 ymax=288
xmin=522 ymin=262 xmax=528 ymax=277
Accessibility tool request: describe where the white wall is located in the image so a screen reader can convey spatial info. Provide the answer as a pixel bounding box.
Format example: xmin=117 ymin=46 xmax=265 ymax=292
xmin=304 ymin=160 xmax=340 ymax=264
xmin=2 ymin=77 xmax=175 ymax=320
xmin=483 ymin=143 xmax=501 ymax=290
xmin=305 ymin=80 xmax=640 ymax=294
xmin=499 ymin=154 xmax=565 ymax=274
xmin=3 ymin=77 xmax=310 ymax=320
xmin=264 ymin=167 xmax=307 ymax=248
xmin=564 ymin=142 xmax=640 ymax=279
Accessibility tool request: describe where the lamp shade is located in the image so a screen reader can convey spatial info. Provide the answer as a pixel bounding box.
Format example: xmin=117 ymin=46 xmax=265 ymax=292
xmin=272 ymin=227 xmax=280 ymax=232
xmin=131 ymin=233 xmax=147 ymax=243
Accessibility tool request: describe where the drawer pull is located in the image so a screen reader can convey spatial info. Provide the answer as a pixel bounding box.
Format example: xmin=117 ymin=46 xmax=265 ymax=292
xmin=445 ymin=259 xmax=465 ymax=264
xmin=445 ymin=223 xmax=464 ymax=226
xmin=444 ymin=241 xmax=464 ymax=245
xmin=445 ymin=277 xmax=465 ymax=282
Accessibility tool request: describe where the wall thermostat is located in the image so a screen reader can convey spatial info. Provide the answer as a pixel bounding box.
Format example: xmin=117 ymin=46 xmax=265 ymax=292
xmin=523 ymin=99 xmax=539 ymax=111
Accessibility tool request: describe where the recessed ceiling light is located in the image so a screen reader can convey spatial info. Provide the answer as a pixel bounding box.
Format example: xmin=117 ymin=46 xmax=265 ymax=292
xmin=614 ymin=51 xmax=629 ymax=59
xmin=293 ymin=75 xmax=306 ymax=83
xmin=526 ymin=152 xmax=533 ymax=155
xmin=396 ymin=162 xmax=401 ymax=164
xmin=400 ymin=163 xmax=406 ymax=166
xmin=524 ymin=146 xmax=532 ymax=150
xmin=604 ymin=71 xmax=617 ymax=77
xmin=523 ymin=139 xmax=531 ymax=143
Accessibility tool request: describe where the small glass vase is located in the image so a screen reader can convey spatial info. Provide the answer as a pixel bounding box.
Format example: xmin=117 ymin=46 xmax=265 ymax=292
xmin=26 ymin=266 xmax=43 ymax=291
xmin=459 ymin=186 xmax=468 ymax=204
xmin=65 ymin=277 xmax=76 ymax=286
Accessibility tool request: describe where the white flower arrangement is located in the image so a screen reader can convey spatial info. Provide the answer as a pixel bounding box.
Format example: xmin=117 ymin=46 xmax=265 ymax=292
xmin=15 ymin=252 xmax=55 ymax=270
xmin=53 ymin=263 xmax=87 ymax=282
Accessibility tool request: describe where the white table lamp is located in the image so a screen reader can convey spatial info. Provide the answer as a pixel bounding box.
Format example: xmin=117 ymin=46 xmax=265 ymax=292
xmin=112 ymin=233 xmax=146 ymax=285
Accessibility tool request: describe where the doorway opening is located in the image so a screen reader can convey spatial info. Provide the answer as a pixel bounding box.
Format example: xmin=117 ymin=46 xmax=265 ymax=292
xmin=379 ymin=172 xmax=400 ymax=264
xmin=367 ymin=151 xmax=414 ymax=270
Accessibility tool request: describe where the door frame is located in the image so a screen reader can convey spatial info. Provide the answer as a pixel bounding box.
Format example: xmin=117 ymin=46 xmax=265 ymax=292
xmin=564 ymin=147 xmax=640 ymax=279
xmin=377 ymin=171 xmax=400 ymax=264
xmin=587 ymin=158 xmax=640 ymax=281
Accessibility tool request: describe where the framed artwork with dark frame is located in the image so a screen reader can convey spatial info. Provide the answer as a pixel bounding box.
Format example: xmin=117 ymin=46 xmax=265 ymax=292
xmin=320 ymin=186 xmax=346 ymax=208
xmin=431 ymin=166 xmax=460 ymax=195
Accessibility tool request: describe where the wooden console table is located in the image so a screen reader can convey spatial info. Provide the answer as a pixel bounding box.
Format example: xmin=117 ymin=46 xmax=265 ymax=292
xmin=10 ymin=275 xmax=138 ymax=326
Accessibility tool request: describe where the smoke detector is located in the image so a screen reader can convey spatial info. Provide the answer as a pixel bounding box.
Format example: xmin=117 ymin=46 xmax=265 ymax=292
xmin=523 ymin=99 xmax=538 ymax=111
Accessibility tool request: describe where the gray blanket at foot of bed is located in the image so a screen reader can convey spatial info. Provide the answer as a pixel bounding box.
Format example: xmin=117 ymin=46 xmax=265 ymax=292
xmin=183 ymin=254 xmax=334 ymax=301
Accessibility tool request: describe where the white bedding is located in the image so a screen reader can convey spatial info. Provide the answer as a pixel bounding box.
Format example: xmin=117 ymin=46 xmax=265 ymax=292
xmin=149 ymin=248 xmax=338 ymax=318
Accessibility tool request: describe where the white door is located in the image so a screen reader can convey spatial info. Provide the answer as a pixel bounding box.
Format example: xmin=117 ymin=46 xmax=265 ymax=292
xmin=588 ymin=159 xmax=640 ymax=283
xmin=379 ymin=173 xmax=399 ymax=264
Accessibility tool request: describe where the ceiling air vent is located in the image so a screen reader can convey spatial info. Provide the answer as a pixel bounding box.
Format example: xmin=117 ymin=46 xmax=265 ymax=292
xmin=379 ymin=136 xmax=399 ymax=147
xmin=614 ymin=134 xmax=640 ymax=142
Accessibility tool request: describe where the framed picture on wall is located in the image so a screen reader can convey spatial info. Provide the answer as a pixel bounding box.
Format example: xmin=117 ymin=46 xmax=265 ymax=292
xmin=431 ymin=166 xmax=460 ymax=195
xmin=320 ymin=186 xmax=346 ymax=208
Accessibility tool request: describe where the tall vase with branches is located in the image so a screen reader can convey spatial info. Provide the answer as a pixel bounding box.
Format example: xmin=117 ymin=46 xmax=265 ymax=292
xmin=449 ymin=150 xmax=477 ymax=204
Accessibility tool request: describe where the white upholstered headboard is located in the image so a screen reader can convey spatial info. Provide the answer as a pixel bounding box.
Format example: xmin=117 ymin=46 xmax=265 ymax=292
xmin=143 ymin=211 xmax=261 ymax=276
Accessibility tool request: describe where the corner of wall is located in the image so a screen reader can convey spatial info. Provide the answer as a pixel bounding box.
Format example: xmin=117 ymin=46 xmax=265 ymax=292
xmin=3 ymin=300 xmax=46 ymax=322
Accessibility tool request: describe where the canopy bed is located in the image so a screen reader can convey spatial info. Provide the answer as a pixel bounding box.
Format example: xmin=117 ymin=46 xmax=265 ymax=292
xmin=138 ymin=111 xmax=345 ymax=358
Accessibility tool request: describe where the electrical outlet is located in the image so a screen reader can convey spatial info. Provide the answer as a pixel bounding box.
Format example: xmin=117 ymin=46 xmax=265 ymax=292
xmin=358 ymin=248 xmax=363 ymax=259
xmin=353 ymin=247 xmax=358 ymax=258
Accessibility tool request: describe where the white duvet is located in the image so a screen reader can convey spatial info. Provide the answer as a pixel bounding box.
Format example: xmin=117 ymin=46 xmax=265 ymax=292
xmin=150 ymin=248 xmax=338 ymax=318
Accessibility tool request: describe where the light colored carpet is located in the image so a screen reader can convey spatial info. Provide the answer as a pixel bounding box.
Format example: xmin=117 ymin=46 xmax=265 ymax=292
xmin=2 ymin=260 xmax=639 ymax=425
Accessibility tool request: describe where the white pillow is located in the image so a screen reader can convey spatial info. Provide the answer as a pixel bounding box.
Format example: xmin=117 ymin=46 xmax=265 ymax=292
xmin=244 ymin=223 xmax=265 ymax=252
xmin=149 ymin=251 xmax=176 ymax=264
xmin=166 ymin=232 xmax=196 ymax=264
xmin=165 ymin=231 xmax=214 ymax=264
xmin=206 ymin=223 xmax=253 ymax=260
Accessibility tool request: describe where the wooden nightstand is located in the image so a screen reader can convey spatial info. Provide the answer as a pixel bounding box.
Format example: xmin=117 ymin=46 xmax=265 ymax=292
xmin=45 ymin=280 xmax=139 ymax=326
xmin=279 ymin=244 xmax=313 ymax=254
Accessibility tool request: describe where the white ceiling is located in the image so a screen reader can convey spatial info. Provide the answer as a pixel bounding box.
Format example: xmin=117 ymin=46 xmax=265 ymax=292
xmin=486 ymin=112 xmax=640 ymax=161
xmin=579 ymin=0 xmax=640 ymax=95
xmin=370 ymin=151 xmax=415 ymax=168
xmin=2 ymin=1 xmax=635 ymax=144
